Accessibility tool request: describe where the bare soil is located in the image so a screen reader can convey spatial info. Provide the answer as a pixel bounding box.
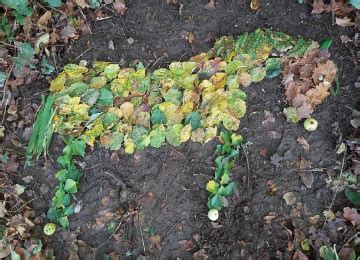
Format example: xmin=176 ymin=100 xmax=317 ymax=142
xmin=18 ymin=0 xmax=360 ymax=259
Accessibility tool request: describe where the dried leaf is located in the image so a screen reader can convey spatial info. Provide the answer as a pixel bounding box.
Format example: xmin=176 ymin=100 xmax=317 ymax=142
xmin=113 ymin=2 xmax=127 ymax=15
xmin=283 ymin=192 xmax=297 ymax=205
xmin=336 ymin=17 xmax=355 ymax=27
xmin=149 ymin=235 xmax=161 ymax=250
xmin=178 ymin=240 xmax=195 ymax=251
xmin=38 ymin=11 xmax=52 ymax=25
xmin=297 ymin=136 xmax=309 ymax=150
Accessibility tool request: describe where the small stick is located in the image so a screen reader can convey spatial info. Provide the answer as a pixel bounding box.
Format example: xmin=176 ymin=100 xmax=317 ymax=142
xmin=241 ymin=144 xmax=251 ymax=188
xmin=328 ymin=146 xmax=347 ymax=211
xmin=331 ymin=0 xmax=335 ymax=25
xmin=70 ymin=47 xmax=92 ymax=63
xmin=138 ymin=212 xmax=146 ymax=253
xmin=78 ymin=7 xmax=93 ymax=34
xmin=1 ymin=63 xmax=14 ymax=124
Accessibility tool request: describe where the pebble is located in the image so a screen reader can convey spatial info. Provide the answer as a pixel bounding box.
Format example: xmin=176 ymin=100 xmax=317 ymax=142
xmin=243 ymin=206 xmax=250 ymax=213
xmin=127 ymin=38 xmax=135 ymax=45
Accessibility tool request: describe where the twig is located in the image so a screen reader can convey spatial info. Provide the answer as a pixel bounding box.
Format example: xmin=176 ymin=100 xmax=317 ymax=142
xmin=0 ymin=41 xmax=17 ymax=49
xmin=290 ymin=168 xmax=328 ymax=172
xmin=328 ymin=146 xmax=347 ymax=211
xmin=331 ymin=0 xmax=335 ymax=25
xmin=108 ymin=220 xmax=122 ymax=240
xmin=78 ymin=7 xmax=93 ymax=34
xmin=70 ymin=47 xmax=92 ymax=63
xmin=241 ymin=144 xmax=251 ymax=188
xmin=1 ymin=63 xmax=15 ymax=124
xmin=36 ymin=2 xmax=68 ymax=16
xmin=102 ymin=5 xmax=128 ymax=41
xmin=138 ymin=212 xmax=146 ymax=253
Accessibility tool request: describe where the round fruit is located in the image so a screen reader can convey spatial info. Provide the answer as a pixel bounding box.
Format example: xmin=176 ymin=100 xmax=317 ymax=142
xmin=44 ymin=223 xmax=56 ymax=236
xmin=303 ymin=118 xmax=318 ymax=132
xmin=208 ymin=209 xmax=219 ymax=221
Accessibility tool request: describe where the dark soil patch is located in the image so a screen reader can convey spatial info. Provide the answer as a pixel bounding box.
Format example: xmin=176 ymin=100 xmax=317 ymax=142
xmin=20 ymin=0 xmax=360 ymax=259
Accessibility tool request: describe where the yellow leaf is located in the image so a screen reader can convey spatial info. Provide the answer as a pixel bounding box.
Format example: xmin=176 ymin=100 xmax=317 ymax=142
xmin=49 ymin=72 xmax=67 ymax=92
xmin=210 ymin=73 xmax=227 ymax=89
xmin=180 ymin=124 xmax=192 ymax=142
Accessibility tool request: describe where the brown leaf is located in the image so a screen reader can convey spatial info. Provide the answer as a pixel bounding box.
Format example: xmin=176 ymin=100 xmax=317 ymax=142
xmin=205 ymin=0 xmax=216 ymax=10
xmin=4 ymin=155 xmax=19 ymax=173
xmin=261 ymin=110 xmax=275 ymax=127
xmin=298 ymin=171 xmax=314 ymax=189
xmin=305 ymin=83 xmax=331 ymax=106
xmin=312 ymin=0 xmax=325 ymax=14
xmin=149 ymin=235 xmax=161 ymax=250
xmin=188 ymin=32 xmax=195 ymax=44
xmin=264 ymin=212 xmax=278 ymax=224
xmin=73 ymin=0 xmax=89 ymax=8
xmin=297 ymin=137 xmax=310 ymax=150
xmin=312 ymin=60 xmax=337 ymax=85
xmin=343 ymin=207 xmax=360 ymax=228
xmin=138 ymin=192 xmax=155 ymax=206
xmin=113 ymin=2 xmax=127 ymax=15
xmin=193 ymin=249 xmax=208 ymax=260
xmin=339 ymin=248 xmax=356 ymax=260
xmin=38 ymin=11 xmax=52 ymax=25
xmin=293 ymin=250 xmax=308 ymax=260
xmin=238 ymin=72 xmax=251 ymax=87
xmin=336 ymin=17 xmax=355 ymax=27
xmin=60 ymin=25 xmax=78 ymax=43
xmin=178 ymin=239 xmax=195 ymax=251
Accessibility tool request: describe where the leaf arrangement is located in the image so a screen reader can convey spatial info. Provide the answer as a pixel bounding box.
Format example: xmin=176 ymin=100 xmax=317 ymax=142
xmin=206 ymin=131 xmax=243 ymax=212
xmin=27 ymin=29 xmax=337 ymax=229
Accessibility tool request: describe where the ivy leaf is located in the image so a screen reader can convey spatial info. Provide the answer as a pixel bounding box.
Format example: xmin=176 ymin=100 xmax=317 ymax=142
xmin=63 ymin=206 xmax=74 ymax=216
xmin=71 ymin=139 xmax=86 ymax=157
xmin=62 ymin=194 xmax=71 ymax=207
xmin=46 ymin=0 xmax=62 ymax=7
xmin=345 ymin=188 xmax=360 ymax=206
xmin=54 ymin=188 xmax=65 ymax=207
xmin=208 ymin=194 xmax=223 ymax=210
xmin=185 ymin=111 xmax=202 ymax=130
xmin=218 ymin=182 xmax=236 ymax=196
xmin=41 ymin=58 xmax=55 ymax=75
xmin=47 ymin=207 xmax=57 ymax=221
xmin=15 ymin=43 xmax=35 ymax=70
xmin=55 ymin=169 xmax=68 ymax=182
xmin=64 ymin=179 xmax=77 ymax=193
xmin=265 ymin=58 xmax=282 ymax=78
xmin=59 ymin=216 xmax=69 ymax=228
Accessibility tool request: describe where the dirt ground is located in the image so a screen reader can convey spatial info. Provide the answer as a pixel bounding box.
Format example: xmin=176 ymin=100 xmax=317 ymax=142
xmin=18 ymin=0 xmax=360 ymax=259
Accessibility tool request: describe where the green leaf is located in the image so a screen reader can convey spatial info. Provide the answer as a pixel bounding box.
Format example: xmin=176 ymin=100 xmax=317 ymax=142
xmin=55 ymin=169 xmax=68 ymax=182
xmin=47 ymin=207 xmax=57 ymax=221
xmin=250 ymin=67 xmax=266 ymax=82
xmin=151 ymin=107 xmax=167 ymax=125
xmin=81 ymin=88 xmax=100 ymax=106
xmin=58 ymin=216 xmax=69 ymax=228
xmin=63 ymin=206 xmax=74 ymax=216
xmin=102 ymin=132 xmax=124 ymax=150
xmin=97 ymin=88 xmax=114 ymax=106
xmin=165 ymin=124 xmax=184 ymax=147
xmin=149 ymin=125 xmax=166 ymax=148
xmin=218 ymin=182 xmax=236 ymax=196
xmin=15 ymin=42 xmax=35 ymax=69
xmin=283 ymin=107 xmax=299 ymax=124
xmin=64 ymin=179 xmax=77 ymax=193
xmin=46 ymin=0 xmax=62 ymax=7
xmin=220 ymin=173 xmax=230 ymax=185
xmin=54 ymin=188 xmax=65 ymax=208
xmin=265 ymin=58 xmax=282 ymax=78
xmin=163 ymin=88 xmax=183 ymax=106
xmin=71 ymin=139 xmax=86 ymax=156
xmin=185 ymin=111 xmax=202 ymax=130
xmin=41 ymin=58 xmax=55 ymax=75
xmin=62 ymin=194 xmax=72 ymax=207
xmin=320 ymin=38 xmax=332 ymax=50
xmin=208 ymin=194 xmax=223 ymax=210
xmin=129 ymin=125 xmax=149 ymax=150
xmin=345 ymin=188 xmax=360 ymax=206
